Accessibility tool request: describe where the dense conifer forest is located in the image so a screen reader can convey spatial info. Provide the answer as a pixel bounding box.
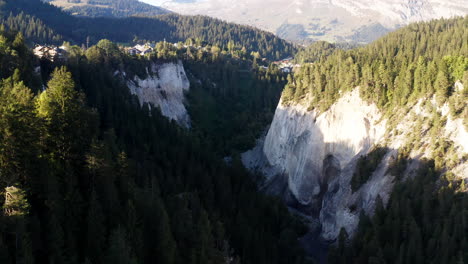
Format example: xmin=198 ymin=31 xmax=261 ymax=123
xmin=0 ymin=28 xmax=310 ymax=264
xmin=182 ymin=50 xmax=286 ymax=156
xmin=329 ymin=160 xmax=468 ymax=264
xmin=283 ymin=17 xmax=467 ymax=120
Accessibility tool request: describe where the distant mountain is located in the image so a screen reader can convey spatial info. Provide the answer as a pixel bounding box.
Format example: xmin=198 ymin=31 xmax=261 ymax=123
xmin=142 ymin=0 xmax=468 ymax=43
xmin=43 ymin=0 xmax=168 ymax=17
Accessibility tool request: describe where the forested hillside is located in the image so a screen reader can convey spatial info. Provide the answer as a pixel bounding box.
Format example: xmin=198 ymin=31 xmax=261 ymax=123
xmin=0 ymin=0 xmax=295 ymax=60
xmin=276 ymin=17 xmax=468 ymax=264
xmin=329 ymin=160 xmax=468 ymax=264
xmin=42 ymin=0 xmax=168 ymax=17
xmin=283 ymin=17 xmax=467 ymax=117
xmin=0 ymin=12 xmax=62 ymax=44
xmin=182 ymin=50 xmax=286 ymax=156
xmin=0 ymin=0 xmax=293 ymax=156
xmin=292 ymin=41 xmax=359 ymax=64
xmin=0 ymin=28 xmax=310 ymax=264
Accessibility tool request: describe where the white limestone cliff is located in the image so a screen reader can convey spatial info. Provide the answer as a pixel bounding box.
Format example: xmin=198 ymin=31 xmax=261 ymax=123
xmin=126 ymin=60 xmax=191 ymax=127
xmin=243 ymin=85 xmax=468 ymax=241
xmin=262 ymin=89 xmax=387 ymax=205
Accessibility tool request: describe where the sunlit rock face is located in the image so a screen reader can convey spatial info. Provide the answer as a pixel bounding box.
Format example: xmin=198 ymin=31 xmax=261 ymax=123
xmin=263 ymin=89 xmax=386 ymax=206
xmin=243 ymin=86 xmax=468 ymax=240
xmin=126 ymin=60 xmax=191 ymax=127
xmin=244 ymin=88 xmax=389 ymax=239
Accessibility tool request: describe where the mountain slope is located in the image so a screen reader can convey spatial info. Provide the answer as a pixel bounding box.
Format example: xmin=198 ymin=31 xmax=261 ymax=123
xmin=1 ymin=0 xmax=295 ymax=60
xmin=142 ymin=0 xmax=468 ymax=43
xmin=43 ymin=0 xmax=168 ymax=17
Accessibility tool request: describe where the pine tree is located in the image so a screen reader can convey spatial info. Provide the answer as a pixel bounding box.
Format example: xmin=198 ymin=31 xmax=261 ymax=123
xmin=106 ymin=227 xmax=137 ymax=264
xmin=435 ymin=71 xmax=451 ymax=105
xmin=85 ymin=189 xmax=105 ymax=263
xmin=36 ymin=66 xmax=96 ymax=163
xmin=154 ymin=198 xmax=177 ymax=264
xmin=0 ymin=79 xmax=39 ymax=187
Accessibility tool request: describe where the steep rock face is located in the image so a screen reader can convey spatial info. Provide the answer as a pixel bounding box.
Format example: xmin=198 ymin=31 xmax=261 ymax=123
xmin=319 ymin=148 xmax=395 ymax=240
xmin=243 ymin=86 xmax=468 ymax=240
xmin=126 ymin=60 xmax=191 ymax=127
xmin=244 ymin=89 xmax=390 ymax=240
xmin=262 ymin=89 xmax=386 ymax=207
xmin=441 ymin=84 xmax=468 ymax=155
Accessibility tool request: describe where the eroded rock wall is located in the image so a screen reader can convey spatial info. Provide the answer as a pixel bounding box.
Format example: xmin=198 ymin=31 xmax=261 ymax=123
xmin=126 ymin=60 xmax=191 ymax=127
xmin=243 ymin=86 xmax=468 ymax=241
xmin=262 ymin=89 xmax=386 ymax=207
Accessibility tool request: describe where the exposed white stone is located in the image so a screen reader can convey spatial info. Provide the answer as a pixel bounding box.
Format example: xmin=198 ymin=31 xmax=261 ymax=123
xmin=126 ymin=60 xmax=191 ymax=127
xmin=243 ymin=88 xmax=390 ymax=240
xmin=243 ymin=85 xmax=467 ymax=241
xmin=452 ymin=162 xmax=468 ymax=179
xmin=442 ymin=81 xmax=468 ymax=154
xmin=454 ymin=80 xmax=464 ymax=92
xmin=320 ymin=149 xmax=396 ymax=240
xmin=263 ymin=88 xmax=387 ymax=205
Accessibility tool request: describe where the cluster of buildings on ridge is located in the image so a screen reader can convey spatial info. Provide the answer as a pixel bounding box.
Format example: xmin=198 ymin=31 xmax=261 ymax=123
xmin=125 ymin=43 xmax=155 ymax=56
xmin=33 ymin=45 xmax=68 ymax=61
xmin=33 ymin=43 xmax=158 ymax=60
xmin=33 ymin=43 xmax=301 ymax=74
xmin=125 ymin=42 xmax=207 ymax=56
xmin=273 ymin=57 xmax=301 ymax=73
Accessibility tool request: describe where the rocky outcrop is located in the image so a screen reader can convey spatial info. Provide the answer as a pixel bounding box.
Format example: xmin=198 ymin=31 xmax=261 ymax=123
xmin=243 ymin=86 xmax=468 ymax=241
xmin=126 ymin=60 xmax=191 ymax=127
xmin=243 ymin=88 xmax=390 ymax=239
xmin=262 ymin=89 xmax=386 ymax=205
